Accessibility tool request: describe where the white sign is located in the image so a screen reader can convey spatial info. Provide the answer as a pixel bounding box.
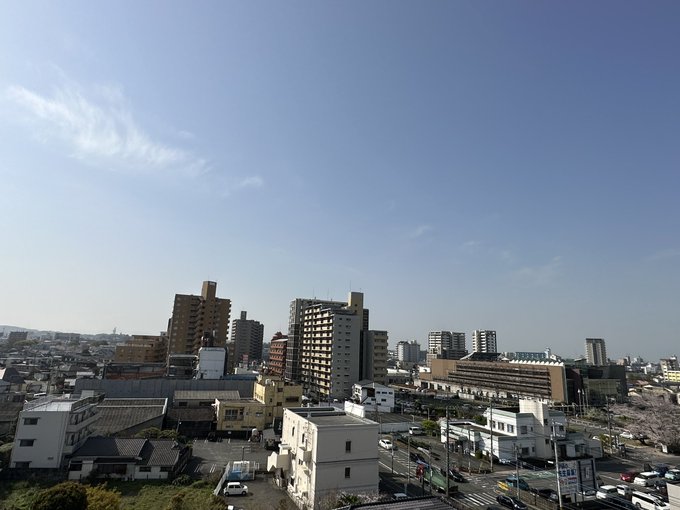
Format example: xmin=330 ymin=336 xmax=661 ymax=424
xmin=558 ymin=461 xmax=579 ymax=493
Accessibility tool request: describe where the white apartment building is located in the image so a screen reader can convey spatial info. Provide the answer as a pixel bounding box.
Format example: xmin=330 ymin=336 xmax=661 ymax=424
xmin=10 ymin=394 xmax=100 ymax=469
xmin=351 ymin=381 xmax=394 ymax=413
xmin=396 ymin=340 xmax=420 ymax=363
xmin=267 ymin=407 xmax=379 ymax=510
xmin=426 ymin=331 xmax=467 ymax=366
xmin=472 ymin=330 xmax=497 ymax=353
xmin=440 ymin=399 xmax=600 ymax=463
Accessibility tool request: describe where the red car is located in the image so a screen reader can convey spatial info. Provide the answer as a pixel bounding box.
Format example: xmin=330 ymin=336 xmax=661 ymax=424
xmin=620 ymin=471 xmax=639 ymax=482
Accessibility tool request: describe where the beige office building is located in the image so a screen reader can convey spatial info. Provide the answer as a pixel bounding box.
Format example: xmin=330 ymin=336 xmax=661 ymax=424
xmin=167 ymin=281 xmax=231 ymax=356
xmin=114 ymin=334 xmax=167 ymax=363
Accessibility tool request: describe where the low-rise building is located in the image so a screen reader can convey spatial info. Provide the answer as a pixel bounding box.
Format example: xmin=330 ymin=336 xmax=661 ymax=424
xmin=440 ymin=399 xmax=601 ymax=463
xmin=10 ymin=394 xmax=101 ymax=469
xmin=267 ymin=407 xmax=379 ymax=510
xmin=352 ymin=381 xmax=394 ymax=413
xmin=67 ymin=437 xmax=190 ymax=481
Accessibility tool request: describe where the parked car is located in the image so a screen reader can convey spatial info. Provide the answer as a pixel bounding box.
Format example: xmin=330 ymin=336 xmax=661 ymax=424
xmin=616 ymin=484 xmax=633 ymax=497
xmin=652 ymin=480 xmax=668 ymax=496
xmin=223 ymin=482 xmax=248 ymax=496
xmin=665 ymin=469 xmax=680 ymax=481
xmin=597 ymin=485 xmax=619 ymax=499
xmin=496 ymin=494 xmax=528 ymax=510
xmin=580 ymin=489 xmax=598 ymax=501
xmin=409 ymin=426 xmax=424 ymax=435
xmin=531 ymin=488 xmax=560 ymax=502
xmin=621 ymin=471 xmax=641 ymax=483
xmin=379 ymin=438 xmax=396 ymax=450
xmin=634 ymin=472 xmax=662 ymax=487
xmin=631 ymin=490 xmax=670 ymax=510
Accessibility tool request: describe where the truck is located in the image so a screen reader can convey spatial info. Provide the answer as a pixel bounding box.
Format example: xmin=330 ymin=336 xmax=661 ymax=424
xmin=416 ymin=462 xmax=458 ymax=495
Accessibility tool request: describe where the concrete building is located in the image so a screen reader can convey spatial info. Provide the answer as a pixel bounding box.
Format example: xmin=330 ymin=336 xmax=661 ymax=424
xmin=231 ymin=311 xmax=265 ymax=367
xmin=300 ymin=293 xmax=365 ymax=401
xmin=352 ymin=381 xmax=394 ymax=413
xmin=396 ymin=340 xmax=420 ymax=363
xmin=253 ymin=374 xmax=303 ymax=424
xmin=440 ymin=399 xmax=600 ymax=463
xmin=196 ymin=346 xmax=226 ymax=380
xmin=426 ymin=331 xmax=467 ymax=366
xmin=362 ymin=330 xmax=388 ymax=385
xmin=114 ymin=334 xmax=168 ymax=364
xmin=660 ymin=355 xmax=679 ymax=380
xmin=585 ymin=338 xmax=607 ymax=366
xmin=420 ymin=358 xmax=568 ymax=403
xmin=267 ymin=407 xmax=379 ymax=510
xmin=10 ymin=394 xmax=100 ymax=469
xmin=268 ymin=334 xmax=288 ymax=377
xmin=167 ymin=281 xmax=231 ymax=356
xmin=286 ymin=298 xmax=348 ymax=383
xmin=472 ymin=330 xmax=497 ymax=353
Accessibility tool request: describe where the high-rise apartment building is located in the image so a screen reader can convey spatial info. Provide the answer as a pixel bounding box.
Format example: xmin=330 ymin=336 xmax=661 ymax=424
xmin=287 ymin=292 xmax=384 ymax=400
xmin=230 ymin=311 xmax=265 ymax=366
xmin=362 ymin=330 xmax=388 ymax=385
xmin=472 ymin=330 xmax=497 ymax=353
xmin=426 ymin=331 xmax=467 ymax=366
xmin=268 ymin=333 xmax=288 ymax=377
xmin=285 ymin=297 xmax=347 ymax=383
xmin=396 ymin=340 xmax=420 ymax=363
xmin=167 ymin=281 xmax=231 ymax=356
xmin=585 ymin=338 xmax=607 ymax=366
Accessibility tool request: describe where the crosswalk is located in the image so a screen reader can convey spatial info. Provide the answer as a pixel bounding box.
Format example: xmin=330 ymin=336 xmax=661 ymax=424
xmin=456 ymin=491 xmax=500 ymax=507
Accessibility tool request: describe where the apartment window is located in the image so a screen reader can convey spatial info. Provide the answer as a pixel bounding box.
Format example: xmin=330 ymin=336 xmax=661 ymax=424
xmin=345 ymin=467 xmax=351 ymax=478
xmin=19 ymin=439 xmax=35 ymax=447
xmin=23 ymin=418 xmax=39 ymax=426
xmin=519 ymin=425 xmax=528 ymax=435
xmin=507 ymin=424 xmax=514 ymax=433
xmin=345 ymin=441 xmax=352 ymax=453
xmin=14 ymin=461 xmax=30 ymax=468
xmin=224 ymin=409 xmax=239 ymax=420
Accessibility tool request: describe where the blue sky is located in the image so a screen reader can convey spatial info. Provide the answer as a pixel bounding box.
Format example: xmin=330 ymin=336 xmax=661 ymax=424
xmin=1 ymin=2 xmax=679 ymax=361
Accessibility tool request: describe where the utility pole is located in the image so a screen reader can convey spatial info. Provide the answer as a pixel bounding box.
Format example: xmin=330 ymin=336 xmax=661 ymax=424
xmin=606 ymin=398 xmax=613 ymax=456
xmin=446 ymin=406 xmax=450 ymax=497
xmin=515 ymin=443 xmax=521 ymax=500
xmin=406 ymin=435 xmax=411 ymax=495
xmin=552 ymin=422 xmax=563 ymax=510
xmin=467 ymin=424 xmax=472 ymax=473
xmin=489 ymin=395 xmax=494 ymax=473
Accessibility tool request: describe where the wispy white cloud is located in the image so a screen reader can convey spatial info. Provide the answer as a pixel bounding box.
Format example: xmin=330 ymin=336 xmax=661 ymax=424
xmin=408 ymin=224 xmax=434 ymax=239
xmin=237 ymin=175 xmax=264 ymax=189
xmin=510 ymin=256 xmax=563 ymax=286
xmin=5 ymin=82 xmax=206 ymax=175
xmin=646 ymin=249 xmax=680 ymax=262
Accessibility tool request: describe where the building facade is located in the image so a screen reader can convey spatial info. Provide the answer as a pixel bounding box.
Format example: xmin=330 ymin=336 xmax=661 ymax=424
xmin=361 ymin=330 xmax=388 ymax=385
xmin=10 ymin=394 xmax=100 ymax=469
xmin=426 ymin=331 xmax=467 ymax=366
xmin=167 ymin=281 xmax=231 ymax=356
xmin=396 ymin=340 xmax=420 ymax=363
xmin=585 ymin=338 xmax=607 ymax=366
xmin=114 ymin=334 xmax=168 ymax=363
xmin=230 ymin=311 xmax=265 ymax=368
xmin=267 ymin=407 xmax=379 ymax=510
xmin=472 ymin=330 xmax=497 ymax=353
xmin=268 ymin=335 xmax=288 ymax=377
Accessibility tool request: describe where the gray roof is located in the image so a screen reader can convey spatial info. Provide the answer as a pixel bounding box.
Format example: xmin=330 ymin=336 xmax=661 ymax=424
xmin=93 ymin=398 xmax=167 ymax=436
xmin=72 ymin=437 xmax=187 ymax=467
xmin=73 ymin=437 xmax=147 ymax=458
xmin=142 ymin=439 xmax=185 ymax=466
xmin=174 ymin=390 xmax=240 ymax=400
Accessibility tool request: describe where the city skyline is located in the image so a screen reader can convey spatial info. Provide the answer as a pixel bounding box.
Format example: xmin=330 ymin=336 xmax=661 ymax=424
xmin=2 ymin=3 xmax=679 ymax=362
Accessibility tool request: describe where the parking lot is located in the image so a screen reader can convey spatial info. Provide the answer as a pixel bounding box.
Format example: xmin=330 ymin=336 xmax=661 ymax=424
xmin=185 ymin=438 xmax=297 ymax=509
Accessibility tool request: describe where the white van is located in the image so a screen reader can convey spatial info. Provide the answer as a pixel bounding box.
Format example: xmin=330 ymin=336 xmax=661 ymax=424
xmin=633 ymin=472 xmax=661 ymax=487
xmin=223 ymin=481 xmax=248 ymax=496
xmin=631 ymin=491 xmax=670 ymax=510
xmin=409 ymin=426 xmax=424 ymax=436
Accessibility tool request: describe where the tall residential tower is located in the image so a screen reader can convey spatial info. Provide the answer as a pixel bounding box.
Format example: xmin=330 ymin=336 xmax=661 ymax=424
xmin=167 ymin=281 xmax=231 ymax=356
xmin=472 ymin=330 xmax=497 ymax=353
xmin=585 ymin=338 xmax=607 ymax=366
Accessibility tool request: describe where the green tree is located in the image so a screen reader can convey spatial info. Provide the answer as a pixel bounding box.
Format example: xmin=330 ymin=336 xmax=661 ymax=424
xmin=421 ymin=419 xmax=439 ymax=436
xmin=31 ymin=481 xmax=87 ymax=510
xmin=86 ymin=484 xmax=122 ymax=510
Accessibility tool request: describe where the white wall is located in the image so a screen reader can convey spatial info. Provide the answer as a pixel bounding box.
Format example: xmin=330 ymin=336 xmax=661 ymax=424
xmin=11 ymin=410 xmax=69 ymax=469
